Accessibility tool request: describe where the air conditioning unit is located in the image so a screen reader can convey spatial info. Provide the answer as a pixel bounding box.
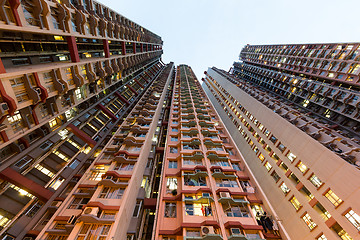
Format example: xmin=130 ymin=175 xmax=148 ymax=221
xmin=219 ymin=192 xmax=230 ymax=198
xmin=202 ymin=192 xmax=210 ymax=198
xmin=67 ymin=215 xmax=77 ymax=224
xmin=230 ymin=228 xmax=241 ymax=235
xmin=83 ymin=207 xmax=99 ymax=216
xmin=214 ymin=169 xmax=221 ymax=173
xmin=201 ymin=226 xmax=215 ymax=236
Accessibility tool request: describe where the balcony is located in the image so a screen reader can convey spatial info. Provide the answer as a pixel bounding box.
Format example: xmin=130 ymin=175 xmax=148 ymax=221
xmin=98 ymin=176 xmax=129 ymax=187
xmin=182 ymin=152 xmax=204 ymax=160
xmin=207 ymin=153 xmax=228 ymax=161
xmin=184 ymin=235 xmax=223 ymax=240
xmin=212 ymin=171 xmax=237 ymax=179
xmin=184 ymin=170 xmax=208 ymax=178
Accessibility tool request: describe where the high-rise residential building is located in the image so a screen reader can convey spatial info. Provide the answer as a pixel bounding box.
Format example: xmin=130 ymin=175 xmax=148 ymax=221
xmin=1 ymin=1 xmax=359 ymax=239
xmin=0 ymin=1 xmax=164 ymax=239
xmin=202 ymin=43 xmax=360 ymax=240
xmin=154 ymin=65 xmax=285 ymax=240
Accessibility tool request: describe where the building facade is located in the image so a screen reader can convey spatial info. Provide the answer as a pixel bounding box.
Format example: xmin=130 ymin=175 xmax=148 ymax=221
xmin=0 ymin=0 xmax=164 ymax=239
xmin=202 ymin=43 xmax=360 ymax=240
xmin=154 ymin=65 xmax=284 ymax=240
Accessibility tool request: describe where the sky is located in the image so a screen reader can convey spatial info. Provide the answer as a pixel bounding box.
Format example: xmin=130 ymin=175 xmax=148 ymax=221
xmin=99 ymin=0 xmax=360 ymax=79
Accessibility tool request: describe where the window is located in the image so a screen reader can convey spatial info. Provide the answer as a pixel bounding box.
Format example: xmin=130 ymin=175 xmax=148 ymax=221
xmin=290 ymin=196 xmax=302 ymax=210
xmin=164 ymin=203 xmax=176 ymax=218
xmin=264 ymin=162 xmax=272 ymax=172
xmin=216 ymin=179 xmax=238 ymax=188
xmin=171 ymin=137 xmax=178 ymax=141
xmin=46 ymin=235 xmax=68 ymax=240
xmin=324 ymin=189 xmax=343 ymax=207
xmin=68 ymin=198 xmax=90 ymax=209
xmin=49 ymin=178 xmax=64 ymax=190
xmin=98 ymin=187 xmax=124 ymax=199
xmin=0 ymin=211 xmax=11 ymax=230
xmin=101 ymin=212 xmax=116 ymax=219
xmin=296 ymin=161 xmax=308 ymax=174
xmin=75 ymin=88 xmax=82 ymax=100
xmin=34 ymin=164 xmax=55 ymax=177
xmin=280 ymin=182 xmax=290 ymax=194
xmin=166 ymin=178 xmax=178 ymax=193
xmin=172 ymin=128 xmax=178 ymax=132
xmin=132 ymin=200 xmax=142 ymax=217
xmin=183 ymin=159 xmax=202 ymax=165
xmin=7 ymin=111 xmax=24 ymax=132
xmin=270 ymin=135 xmax=277 ymax=144
xmin=222 ymin=204 xmax=250 ymax=217
xmin=162 ymin=237 xmax=175 ymax=240
xmin=226 ymin=149 xmax=234 ymax=155
xmin=169 ymin=147 xmax=178 ymax=153
xmin=186 ymin=230 xmax=201 ymax=237
xmin=277 ymin=143 xmax=286 ymax=152
xmin=286 ymin=152 xmax=297 ymax=162
xmin=317 ymin=234 xmax=327 ymax=240
xmin=302 ymin=213 xmax=317 ymax=230
xmin=344 ymin=210 xmax=360 ymax=231
xmin=309 ymin=174 xmax=323 ymax=188
xmin=232 ymin=163 xmax=241 ymax=171
xmin=271 ymin=171 xmax=280 ymax=182
xmin=184 ymin=174 xmax=206 ymax=187
xmin=114 ymin=163 xmax=134 ymax=171
xmin=210 ymin=160 xmax=230 ymax=167
xmin=76 ymin=224 xmax=111 ymax=240
xmin=168 ymin=161 xmax=177 ymax=169
xmin=49 ymin=118 xmax=58 ymax=128
xmin=258 ymin=153 xmax=265 ymax=162
xmin=314 ymin=203 xmax=331 ymax=220
xmin=88 ymin=171 xmax=104 ymax=181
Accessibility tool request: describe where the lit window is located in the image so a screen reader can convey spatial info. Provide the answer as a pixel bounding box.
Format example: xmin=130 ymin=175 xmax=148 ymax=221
xmin=75 ymin=88 xmax=82 ymax=100
xmin=309 ymin=174 xmax=323 ymax=188
xmin=9 ymin=184 xmax=34 ymax=198
xmin=317 ymin=234 xmax=327 ymax=240
xmin=34 ymin=164 xmax=55 ymax=177
xmin=290 ymin=196 xmax=302 ymax=210
xmin=49 ymin=118 xmax=58 ymax=128
xmin=302 ymin=213 xmax=317 ymax=230
xmin=296 ymin=161 xmax=308 ymax=173
xmin=258 ymin=153 xmax=265 ymax=162
xmin=280 ymin=182 xmax=290 ymax=194
xmin=286 ymin=152 xmax=296 ymax=162
xmin=344 ymin=210 xmax=360 ymax=231
xmin=49 ymin=178 xmax=64 ymax=190
xmin=264 ymin=162 xmax=272 ymax=172
xmin=324 ymin=189 xmax=343 ymax=207
xmin=88 ymin=171 xmax=104 ymax=181
xmin=53 ymin=149 xmax=70 ymax=162
xmin=166 ymin=178 xmax=178 ymax=194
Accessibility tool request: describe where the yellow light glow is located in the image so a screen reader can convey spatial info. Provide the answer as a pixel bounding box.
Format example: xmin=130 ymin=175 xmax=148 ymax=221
xmin=54 ymin=36 xmax=64 ymax=41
